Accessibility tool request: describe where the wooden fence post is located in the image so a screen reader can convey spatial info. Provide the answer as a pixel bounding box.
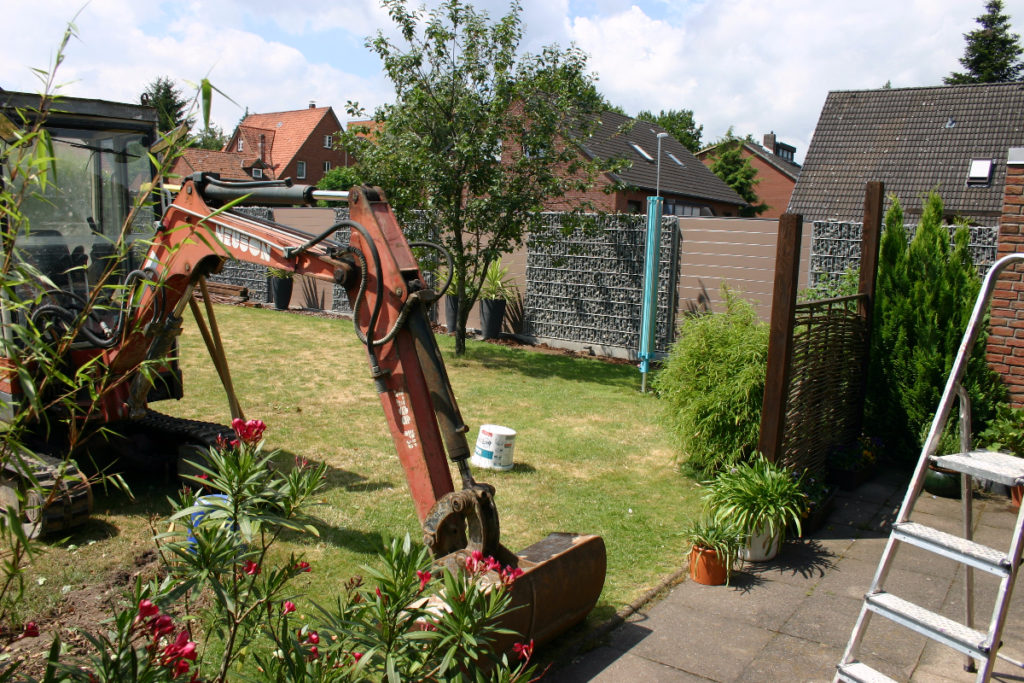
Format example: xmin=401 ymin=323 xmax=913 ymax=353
xmin=854 ymin=181 xmax=884 ymax=436
xmin=758 ymin=213 xmax=803 ymax=463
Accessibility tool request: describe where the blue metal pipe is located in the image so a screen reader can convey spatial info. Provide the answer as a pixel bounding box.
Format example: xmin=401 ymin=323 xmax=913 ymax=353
xmin=639 ymin=196 xmax=663 ymax=391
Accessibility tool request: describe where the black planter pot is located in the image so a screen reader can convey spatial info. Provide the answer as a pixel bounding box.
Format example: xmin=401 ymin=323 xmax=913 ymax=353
xmin=480 ymin=299 xmax=506 ymax=339
xmin=445 ymin=296 xmax=461 ymax=332
xmin=271 ymin=277 xmax=293 ymax=310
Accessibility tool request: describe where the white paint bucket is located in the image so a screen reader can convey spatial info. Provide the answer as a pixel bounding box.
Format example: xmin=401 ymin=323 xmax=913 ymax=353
xmin=470 ymin=424 xmax=516 ymax=471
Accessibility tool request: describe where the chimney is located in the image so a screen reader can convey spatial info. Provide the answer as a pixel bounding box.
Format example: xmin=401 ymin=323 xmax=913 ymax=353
xmin=309 ymin=100 xmax=316 ymax=109
xmin=763 ymin=132 xmax=776 ymax=153
xmin=259 ymin=134 xmax=266 ymax=162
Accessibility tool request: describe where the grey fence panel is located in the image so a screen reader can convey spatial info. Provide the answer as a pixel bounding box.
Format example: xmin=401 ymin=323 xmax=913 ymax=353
xmin=810 ymin=220 xmax=999 ymax=285
xmin=524 ymin=213 xmax=679 ymax=354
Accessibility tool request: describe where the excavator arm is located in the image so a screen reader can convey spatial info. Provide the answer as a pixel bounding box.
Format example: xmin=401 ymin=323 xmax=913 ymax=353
xmin=94 ymin=173 xmax=607 ymax=647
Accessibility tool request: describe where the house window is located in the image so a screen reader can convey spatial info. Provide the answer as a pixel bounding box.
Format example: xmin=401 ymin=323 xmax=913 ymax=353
xmin=967 ymin=158 xmax=993 ymax=186
xmin=628 ymin=142 xmax=654 ymax=162
xmin=667 ymin=152 xmax=685 ymax=167
xmin=323 ymin=135 xmax=332 ymax=148
xmin=296 ymin=161 xmax=306 ymax=179
xmin=252 ymin=168 xmax=263 ymax=179
xmin=323 ymin=161 xmax=331 ymax=172
xmin=237 ymin=139 xmax=244 ymax=153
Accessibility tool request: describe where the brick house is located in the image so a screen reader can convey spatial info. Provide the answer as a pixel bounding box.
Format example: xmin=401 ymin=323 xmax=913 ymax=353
xmin=172 ymin=102 xmax=348 ymax=185
xmin=544 ymin=110 xmax=747 ymax=216
xmin=695 ymin=133 xmax=801 ymax=219
xmin=789 ymin=83 xmax=1024 ymax=224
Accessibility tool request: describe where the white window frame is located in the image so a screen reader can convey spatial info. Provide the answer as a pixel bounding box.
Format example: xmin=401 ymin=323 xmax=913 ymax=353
xmin=296 ymin=161 xmax=306 ymax=179
xmin=237 ymin=139 xmax=244 ymax=153
xmin=323 ymin=161 xmax=331 ymax=172
xmin=967 ymin=158 xmax=993 ymax=186
xmin=323 ymin=135 xmax=333 ymax=148
xmin=252 ymin=167 xmax=263 ymax=179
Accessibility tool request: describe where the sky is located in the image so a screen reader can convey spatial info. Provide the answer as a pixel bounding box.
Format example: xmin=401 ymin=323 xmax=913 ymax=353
xmin=4 ymin=0 xmax=1024 ymax=163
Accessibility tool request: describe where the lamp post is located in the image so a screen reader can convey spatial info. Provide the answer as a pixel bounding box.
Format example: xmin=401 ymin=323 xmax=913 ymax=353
xmin=640 ymin=132 xmax=671 ymax=393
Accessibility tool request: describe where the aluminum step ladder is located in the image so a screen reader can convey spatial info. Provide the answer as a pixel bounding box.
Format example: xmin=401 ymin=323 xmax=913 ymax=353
xmin=836 ymin=253 xmax=1024 ymax=683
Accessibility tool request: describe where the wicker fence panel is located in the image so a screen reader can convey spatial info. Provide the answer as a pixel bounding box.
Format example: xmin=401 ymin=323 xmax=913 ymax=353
xmin=779 ymin=294 xmax=868 ymax=475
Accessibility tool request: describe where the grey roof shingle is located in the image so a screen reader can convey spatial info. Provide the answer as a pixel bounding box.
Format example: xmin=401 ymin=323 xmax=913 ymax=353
xmin=580 ymin=111 xmax=746 ymax=207
xmin=789 ymin=82 xmax=1024 ymax=221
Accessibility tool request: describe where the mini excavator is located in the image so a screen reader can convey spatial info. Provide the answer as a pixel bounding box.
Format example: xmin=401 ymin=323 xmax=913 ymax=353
xmin=0 ymin=91 xmax=605 ymax=647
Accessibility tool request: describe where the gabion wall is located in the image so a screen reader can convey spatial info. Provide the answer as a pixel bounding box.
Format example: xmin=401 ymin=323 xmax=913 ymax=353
xmin=208 ymin=207 xmax=275 ymax=302
xmin=524 ymin=213 xmax=679 ymax=354
xmin=810 ymin=220 xmax=999 ymax=285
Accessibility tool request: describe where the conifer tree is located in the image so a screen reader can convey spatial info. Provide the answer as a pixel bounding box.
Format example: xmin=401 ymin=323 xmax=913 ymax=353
xmin=945 ymin=0 xmax=1024 ymax=84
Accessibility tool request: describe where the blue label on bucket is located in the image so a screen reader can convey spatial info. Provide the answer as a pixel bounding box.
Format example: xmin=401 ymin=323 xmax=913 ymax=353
xmin=474 ymin=446 xmax=494 ymax=460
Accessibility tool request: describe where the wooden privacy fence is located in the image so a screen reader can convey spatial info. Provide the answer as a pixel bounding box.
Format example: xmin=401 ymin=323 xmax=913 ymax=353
xmin=758 ymin=182 xmax=884 ymax=475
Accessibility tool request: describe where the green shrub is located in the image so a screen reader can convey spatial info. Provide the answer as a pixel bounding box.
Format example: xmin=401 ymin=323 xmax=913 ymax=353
xmin=653 ymin=287 xmax=769 ymax=477
xmin=867 ymin=193 xmax=1005 ymax=461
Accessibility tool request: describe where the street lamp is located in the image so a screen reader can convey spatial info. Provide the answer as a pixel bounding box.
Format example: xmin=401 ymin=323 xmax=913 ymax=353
xmin=655 ymin=131 xmax=669 ymax=198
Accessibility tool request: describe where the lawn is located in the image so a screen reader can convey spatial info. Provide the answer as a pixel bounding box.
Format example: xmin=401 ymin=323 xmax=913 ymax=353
xmin=22 ymin=303 xmax=701 ymax=638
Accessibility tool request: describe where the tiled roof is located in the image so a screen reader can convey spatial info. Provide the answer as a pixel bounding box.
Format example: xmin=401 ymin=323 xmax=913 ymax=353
xmin=237 ymin=106 xmax=336 ymax=175
xmin=168 ymin=149 xmax=252 ymax=181
xmin=580 ymin=111 xmax=746 ymax=207
xmin=235 ymin=126 xmax=276 ymax=172
xmin=696 ymin=140 xmax=802 ymax=181
xmin=789 ymin=82 xmax=1024 ymax=221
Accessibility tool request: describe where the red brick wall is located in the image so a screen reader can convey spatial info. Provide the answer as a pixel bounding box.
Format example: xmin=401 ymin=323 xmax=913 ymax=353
xmin=744 ymin=154 xmax=796 ymax=219
xmin=987 ymin=163 xmax=1024 ymax=407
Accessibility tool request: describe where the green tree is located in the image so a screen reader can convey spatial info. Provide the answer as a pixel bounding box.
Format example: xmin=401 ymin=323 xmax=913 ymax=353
xmin=140 ymin=76 xmax=192 ymax=133
xmin=317 ymin=165 xmax=364 ymax=191
xmin=945 ymin=0 xmax=1024 ymax=84
xmin=190 ymin=123 xmax=228 ymax=150
xmin=867 ymin=193 xmax=1004 ymax=460
xmin=342 ymin=0 xmax=618 ymax=354
xmin=707 ymin=130 xmax=766 ymax=216
xmin=635 ymin=108 xmax=703 ymax=153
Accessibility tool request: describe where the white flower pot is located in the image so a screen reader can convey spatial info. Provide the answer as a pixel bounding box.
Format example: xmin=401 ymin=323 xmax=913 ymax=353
xmin=741 ymin=525 xmax=781 ymax=562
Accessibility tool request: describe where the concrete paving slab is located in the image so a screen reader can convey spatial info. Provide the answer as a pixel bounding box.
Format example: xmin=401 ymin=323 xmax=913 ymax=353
xmin=734 ymin=633 xmax=843 ymax=683
xmin=558 ymin=647 xmax=711 ymax=682
xmin=606 ymin=603 xmax=774 ymax=680
xmin=663 ymin=575 xmax=810 ymax=629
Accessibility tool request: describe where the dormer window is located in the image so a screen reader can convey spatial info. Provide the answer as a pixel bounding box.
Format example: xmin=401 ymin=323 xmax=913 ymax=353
xmin=967 ymin=158 xmax=993 ymax=186
xmin=252 ymin=168 xmax=263 ymax=179
xmin=628 ymin=142 xmax=654 ymax=162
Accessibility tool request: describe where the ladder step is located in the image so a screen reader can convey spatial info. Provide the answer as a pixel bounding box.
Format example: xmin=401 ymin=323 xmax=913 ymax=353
xmin=931 ymin=450 xmax=1024 ymax=487
xmin=836 ymin=661 xmax=898 ymax=683
xmin=893 ymin=522 xmax=1012 ymax=577
xmin=865 ymin=592 xmax=989 ymax=659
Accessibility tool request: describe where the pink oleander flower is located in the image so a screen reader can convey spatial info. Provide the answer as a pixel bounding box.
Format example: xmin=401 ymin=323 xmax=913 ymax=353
xmin=513 ymin=639 xmax=534 ymax=662
xmin=150 ymin=614 xmax=175 ymax=638
xmin=243 ymin=560 xmax=260 ymax=576
xmin=138 ymin=600 xmax=159 ymax=618
xmin=282 ymin=601 xmax=296 ymax=614
xmin=484 ymin=556 xmax=501 ymax=572
xmin=162 ymin=631 xmax=197 ymax=664
xmin=416 ymin=569 xmax=431 ymax=592
xmin=308 ymin=645 xmax=320 ymax=660
xmin=21 ymin=622 xmax=39 ymax=639
xmin=172 ymin=659 xmax=191 ymax=677
xmin=307 ymin=630 xmax=320 ymax=645
xmin=500 ymin=566 xmax=524 ymax=587
xmin=352 ymin=652 xmax=363 ymax=663
xmin=231 ymin=418 xmax=267 ymax=445
xmin=295 ymin=561 xmax=311 ymax=572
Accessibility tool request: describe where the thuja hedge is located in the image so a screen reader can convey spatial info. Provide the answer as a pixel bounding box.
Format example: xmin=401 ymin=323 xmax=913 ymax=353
xmin=867 ymin=193 xmax=1005 ymax=461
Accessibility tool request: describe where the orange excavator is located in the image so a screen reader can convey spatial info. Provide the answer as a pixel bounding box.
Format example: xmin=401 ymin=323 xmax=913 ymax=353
xmin=0 ymin=91 xmax=605 ymax=647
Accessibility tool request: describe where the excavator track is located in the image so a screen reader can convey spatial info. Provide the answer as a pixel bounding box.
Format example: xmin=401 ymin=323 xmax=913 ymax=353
xmin=0 ymin=447 xmax=92 ymax=538
xmin=127 ymin=410 xmax=234 ymax=478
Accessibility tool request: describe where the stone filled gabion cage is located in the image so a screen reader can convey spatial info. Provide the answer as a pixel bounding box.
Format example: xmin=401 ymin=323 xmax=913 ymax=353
xmin=523 ymin=212 xmax=680 ymax=356
xmin=810 ymin=220 xmax=999 ymax=286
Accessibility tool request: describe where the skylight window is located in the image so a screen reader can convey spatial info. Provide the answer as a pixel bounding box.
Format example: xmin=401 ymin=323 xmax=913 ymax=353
xmin=628 ymin=142 xmax=654 ymax=162
xmin=967 ymin=158 xmax=993 ymax=186
xmin=667 ymin=153 xmax=685 ymax=167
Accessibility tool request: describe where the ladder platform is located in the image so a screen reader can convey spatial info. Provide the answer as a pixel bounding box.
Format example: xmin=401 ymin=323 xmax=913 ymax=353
xmin=866 ymin=592 xmax=989 ymax=659
xmin=931 ymin=451 xmax=1024 ymax=487
xmin=836 ymin=661 xmax=898 ymax=683
xmin=893 ymin=522 xmax=1011 ymax=577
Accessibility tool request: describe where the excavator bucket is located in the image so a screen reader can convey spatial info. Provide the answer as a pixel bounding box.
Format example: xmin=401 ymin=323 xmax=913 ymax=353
xmin=436 ymin=532 xmax=606 ymax=651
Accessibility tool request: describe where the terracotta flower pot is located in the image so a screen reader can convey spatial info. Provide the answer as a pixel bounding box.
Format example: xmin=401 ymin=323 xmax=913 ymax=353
xmin=689 ymin=545 xmax=728 ymax=586
xmin=1011 ymin=484 xmax=1023 ymax=509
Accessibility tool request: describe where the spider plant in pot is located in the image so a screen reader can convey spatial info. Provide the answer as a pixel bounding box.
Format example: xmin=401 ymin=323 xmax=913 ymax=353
xmin=682 ymin=516 xmax=744 ymax=586
xmin=703 ymin=456 xmax=808 ymax=562
xmin=479 ymin=261 xmax=518 ymax=339
xmin=267 ymin=266 xmax=294 ymax=310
